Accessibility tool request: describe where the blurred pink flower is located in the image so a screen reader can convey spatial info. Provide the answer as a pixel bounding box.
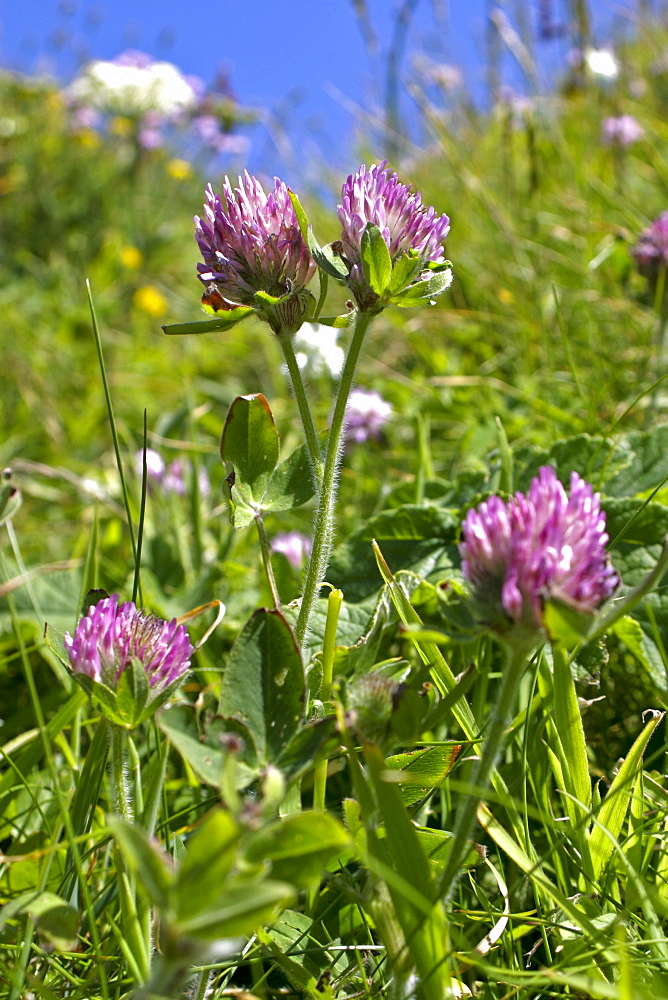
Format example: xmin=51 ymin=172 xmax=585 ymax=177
xmin=601 ymin=115 xmax=644 ymax=147
xmin=345 ymin=389 xmax=392 ymax=444
xmin=632 ymin=211 xmax=668 ymax=280
xmin=271 ymin=531 xmax=312 ymax=570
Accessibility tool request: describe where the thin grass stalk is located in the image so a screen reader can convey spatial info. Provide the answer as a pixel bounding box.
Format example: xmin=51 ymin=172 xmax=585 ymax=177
xmin=133 ymin=411 xmax=148 ymax=605
xmin=87 ymin=280 xmax=142 ymax=605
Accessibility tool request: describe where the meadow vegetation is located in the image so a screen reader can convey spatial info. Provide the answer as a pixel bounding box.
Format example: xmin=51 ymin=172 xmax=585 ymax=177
xmin=3 ymin=8 xmax=668 ymax=999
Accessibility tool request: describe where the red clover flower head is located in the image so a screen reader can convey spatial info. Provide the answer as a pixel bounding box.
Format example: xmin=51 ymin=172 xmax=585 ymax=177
xmin=337 ymin=160 xmax=451 ymax=305
xmin=632 ymin=210 xmax=668 ymax=282
xmin=459 ymin=466 xmax=619 ymax=644
xmin=195 ymin=173 xmax=316 ymax=310
xmin=65 ymin=594 xmax=193 ymax=695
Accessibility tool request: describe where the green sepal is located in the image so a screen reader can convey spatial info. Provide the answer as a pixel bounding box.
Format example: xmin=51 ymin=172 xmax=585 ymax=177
xmin=288 ymin=188 xmax=310 ymax=240
xmin=115 ymin=656 xmax=150 ymax=726
xmin=315 ymin=313 xmax=354 ymax=328
xmin=390 ymin=266 xmax=453 ymax=307
xmin=386 ymin=251 xmax=426 ymax=296
xmin=543 ymin=596 xmax=594 ymax=649
xmin=253 ymin=287 xmax=316 ymax=335
xmin=72 ymin=673 xmax=121 ymax=722
xmin=162 ymin=311 xmax=253 ymax=336
xmin=253 ymin=289 xmax=282 ymax=307
xmin=308 ymin=231 xmax=349 ymax=280
xmin=360 ymin=222 xmax=392 ymax=295
xmin=72 ymin=668 xmax=187 ymax=729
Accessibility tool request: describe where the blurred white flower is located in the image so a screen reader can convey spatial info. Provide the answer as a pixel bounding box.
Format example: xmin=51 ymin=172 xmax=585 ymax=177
xmin=412 ymin=54 xmax=463 ymax=92
xmin=135 ymin=448 xmax=165 ymax=482
xmin=67 ymin=53 xmax=200 ymax=118
xmin=584 ymin=48 xmax=619 ymax=79
xmin=293 ymin=324 xmax=344 ymax=377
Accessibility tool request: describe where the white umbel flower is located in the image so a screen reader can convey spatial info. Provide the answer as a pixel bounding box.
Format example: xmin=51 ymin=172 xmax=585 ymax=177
xmin=68 ymin=56 xmax=199 ymax=117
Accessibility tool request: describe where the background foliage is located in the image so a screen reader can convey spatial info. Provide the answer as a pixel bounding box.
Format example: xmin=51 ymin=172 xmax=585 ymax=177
xmin=3 ymin=6 xmax=668 ymax=999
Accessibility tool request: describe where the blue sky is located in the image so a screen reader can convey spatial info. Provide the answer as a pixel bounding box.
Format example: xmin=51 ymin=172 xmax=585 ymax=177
xmin=0 ymin=1 xmax=639 ymax=177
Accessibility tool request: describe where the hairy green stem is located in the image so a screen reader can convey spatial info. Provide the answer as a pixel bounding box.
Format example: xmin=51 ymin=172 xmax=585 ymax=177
xmin=109 ymin=723 xmax=151 ymax=982
xmin=439 ymin=640 xmax=532 ymax=900
xmin=278 ymin=331 xmax=324 ymax=485
xmin=295 ymin=310 xmax=374 ymax=648
xmin=109 ymin=723 xmax=134 ymax=823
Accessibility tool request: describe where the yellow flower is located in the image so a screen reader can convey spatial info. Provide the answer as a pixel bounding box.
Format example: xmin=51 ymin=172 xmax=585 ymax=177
xmin=120 ymin=246 xmax=143 ymax=269
xmin=110 ymin=116 xmax=133 ymax=137
xmin=133 ymin=285 xmax=168 ymax=317
xmin=497 ymin=287 xmax=514 ymax=305
xmin=45 ymin=91 xmax=64 ymax=112
xmin=77 ymin=129 xmax=102 ymax=149
xmin=167 ymin=158 xmax=192 ymax=180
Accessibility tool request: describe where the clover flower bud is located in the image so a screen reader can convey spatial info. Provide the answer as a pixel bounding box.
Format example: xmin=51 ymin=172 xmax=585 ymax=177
xmin=195 ymin=173 xmax=316 ymax=333
xmin=459 ymin=466 xmax=619 ymax=646
xmin=337 ymin=161 xmax=451 ymax=308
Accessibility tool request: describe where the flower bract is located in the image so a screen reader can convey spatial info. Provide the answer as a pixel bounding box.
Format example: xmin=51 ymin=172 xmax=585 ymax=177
xmin=459 ymin=466 xmax=619 ymax=645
